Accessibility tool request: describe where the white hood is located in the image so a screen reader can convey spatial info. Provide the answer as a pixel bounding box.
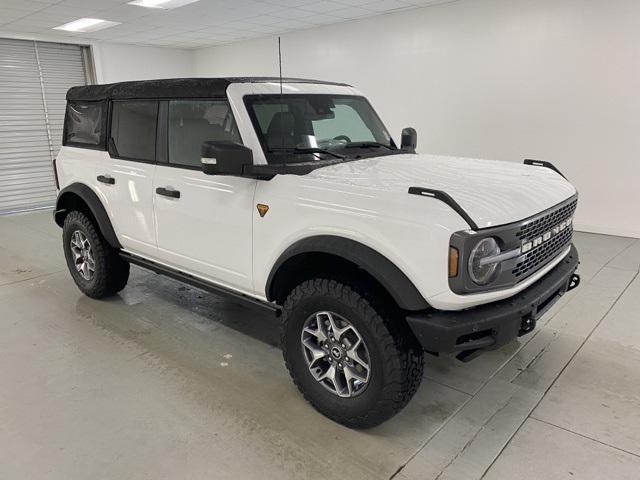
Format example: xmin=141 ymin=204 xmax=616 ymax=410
xmin=304 ymin=153 xmax=577 ymax=228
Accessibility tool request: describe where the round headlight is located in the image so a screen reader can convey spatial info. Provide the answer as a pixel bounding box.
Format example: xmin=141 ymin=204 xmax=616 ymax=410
xmin=468 ymin=237 xmax=501 ymax=285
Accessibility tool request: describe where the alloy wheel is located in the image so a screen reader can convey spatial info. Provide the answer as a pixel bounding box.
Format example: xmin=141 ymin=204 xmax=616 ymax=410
xmin=70 ymin=230 xmax=95 ymax=281
xmin=301 ymin=311 xmax=371 ymax=398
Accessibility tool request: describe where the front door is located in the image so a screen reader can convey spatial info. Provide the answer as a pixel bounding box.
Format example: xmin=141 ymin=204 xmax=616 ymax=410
xmin=152 ymin=98 xmax=256 ymax=293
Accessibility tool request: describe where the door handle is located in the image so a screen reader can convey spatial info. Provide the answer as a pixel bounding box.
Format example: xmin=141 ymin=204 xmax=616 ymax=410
xmin=97 ymin=175 xmax=115 ymax=185
xmin=156 ymin=187 xmax=180 ymax=199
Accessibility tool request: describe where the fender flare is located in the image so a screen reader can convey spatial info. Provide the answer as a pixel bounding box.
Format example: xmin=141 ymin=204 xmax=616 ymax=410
xmin=54 ymin=183 xmax=121 ymax=249
xmin=266 ymin=235 xmax=430 ymax=311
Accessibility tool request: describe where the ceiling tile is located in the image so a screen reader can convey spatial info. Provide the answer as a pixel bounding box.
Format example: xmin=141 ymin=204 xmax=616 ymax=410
xmin=0 ymin=0 xmax=462 ymax=49
xmin=0 ymin=1 xmax=53 ymax=13
xmin=299 ymin=1 xmax=350 ymax=14
xmin=263 ymin=0 xmax=317 ymax=7
xmin=270 ymin=7 xmax=319 ymax=20
xmin=329 ymin=6 xmax=375 ymax=19
xmin=364 ymin=0 xmax=413 ymax=13
xmin=332 ymin=0 xmax=373 ymax=6
xmin=244 ymin=14 xmax=287 ymax=26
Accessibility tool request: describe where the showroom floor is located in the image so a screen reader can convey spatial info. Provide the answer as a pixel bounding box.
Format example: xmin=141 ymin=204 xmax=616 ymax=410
xmin=0 ymin=211 xmax=638 ymax=480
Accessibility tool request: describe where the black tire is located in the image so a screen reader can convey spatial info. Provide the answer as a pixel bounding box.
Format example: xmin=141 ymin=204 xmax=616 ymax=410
xmin=281 ymin=278 xmax=424 ymax=428
xmin=62 ymin=210 xmax=129 ymax=299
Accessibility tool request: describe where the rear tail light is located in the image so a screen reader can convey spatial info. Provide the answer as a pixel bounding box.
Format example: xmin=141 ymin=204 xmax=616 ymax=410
xmin=52 ymin=158 xmax=60 ymax=190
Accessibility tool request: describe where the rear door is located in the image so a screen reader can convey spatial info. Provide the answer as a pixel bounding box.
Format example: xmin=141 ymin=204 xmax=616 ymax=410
xmin=95 ymin=100 xmax=159 ymax=258
xmin=152 ymin=98 xmax=256 ymax=293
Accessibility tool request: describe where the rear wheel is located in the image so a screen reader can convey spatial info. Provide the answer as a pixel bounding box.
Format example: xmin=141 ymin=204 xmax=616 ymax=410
xmin=281 ymin=278 xmax=424 ymax=428
xmin=62 ymin=211 xmax=129 ymax=298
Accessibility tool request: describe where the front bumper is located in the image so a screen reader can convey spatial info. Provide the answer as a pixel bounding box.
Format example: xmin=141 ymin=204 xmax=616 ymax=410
xmin=406 ymin=245 xmax=580 ymax=361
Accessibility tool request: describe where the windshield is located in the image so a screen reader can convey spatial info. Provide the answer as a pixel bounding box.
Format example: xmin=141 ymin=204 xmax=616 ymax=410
xmin=244 ymin=94 xmax=397 ymax=164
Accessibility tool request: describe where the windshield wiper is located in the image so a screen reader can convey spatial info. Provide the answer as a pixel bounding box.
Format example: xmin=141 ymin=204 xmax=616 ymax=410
xmin=269 ymin=147 xmax=345 ymax=160
xmin=344 ymin=141 xmax=395 ymax=151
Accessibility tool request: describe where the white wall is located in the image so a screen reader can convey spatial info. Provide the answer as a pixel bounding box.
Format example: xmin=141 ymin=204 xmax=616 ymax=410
xmin=194 ymin=0 xmax=640 ymax=239
xmin=0 ymin=33 xmax=196 ymax=84
xmin=93 ymin=42 xmax=195 ymax=83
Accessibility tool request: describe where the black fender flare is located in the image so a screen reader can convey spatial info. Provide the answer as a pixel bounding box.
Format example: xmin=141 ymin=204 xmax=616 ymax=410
xmin=54 ymin=183 xmax=121 ymax=249
xmin=266 ymin=235 xmax=430 ymax=311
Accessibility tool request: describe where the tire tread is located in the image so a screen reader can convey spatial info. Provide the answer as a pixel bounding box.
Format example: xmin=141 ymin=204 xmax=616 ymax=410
xmin=281 ymin=278 xmax=424 ymax=428
xmin=63 ymin=210 xmax=129 ymax=298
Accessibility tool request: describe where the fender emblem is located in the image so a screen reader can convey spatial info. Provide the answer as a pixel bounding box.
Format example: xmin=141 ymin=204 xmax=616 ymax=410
xmin=257 ymin=204 xmax=269 ymax=218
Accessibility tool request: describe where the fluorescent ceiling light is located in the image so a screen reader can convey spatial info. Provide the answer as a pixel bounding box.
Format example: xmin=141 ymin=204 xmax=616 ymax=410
xmin=128 ymin=0 xmax=201 ymax=9
xmin=53 ymin=18 xmax=120 ymax=33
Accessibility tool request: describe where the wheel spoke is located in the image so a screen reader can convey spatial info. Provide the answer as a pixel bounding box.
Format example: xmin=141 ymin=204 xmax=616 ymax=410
xmin=303 ymin=321 xmax=327 ymax=343
xmin=326 ymin=312 xmax=350 ymax=341
xmin=344 ymin=364 xmax=367 ymax=384
xmin=302 ymin=338 xmax=326 ymax=369
xmin=316 ymin=313 xmax=333 ymax=342
xmin=318 ymin=365 xmax=340 ymax=393
xmin=347 ymin=348 xmax=370 ymax=375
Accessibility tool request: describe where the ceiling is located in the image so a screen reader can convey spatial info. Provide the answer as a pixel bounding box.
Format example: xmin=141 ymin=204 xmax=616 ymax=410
xmin=0 ymin=0 xmax=456 ymax=49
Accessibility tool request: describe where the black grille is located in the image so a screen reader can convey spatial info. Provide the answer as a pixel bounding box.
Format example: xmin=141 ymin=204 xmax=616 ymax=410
xmin=515 ymin=199 xmax=577 ymax=241
xmin=448 ymin=195 xmax=578 ymax=294
xmin=513 ymin=209 xmax=575 ymax=279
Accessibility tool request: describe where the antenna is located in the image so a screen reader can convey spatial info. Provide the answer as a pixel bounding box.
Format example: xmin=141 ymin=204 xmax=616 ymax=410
xmin=278 ymin=36 xmax=283 ymax=96
xmin=278 ymin=37 xmax=285 ymax=167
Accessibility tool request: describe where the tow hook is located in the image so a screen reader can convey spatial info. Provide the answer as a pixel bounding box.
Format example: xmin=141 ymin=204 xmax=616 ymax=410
xmin=567 ymin=273 xmax=581 ymax=291
xmin=520 ymin=316 xmax=536 ymax=335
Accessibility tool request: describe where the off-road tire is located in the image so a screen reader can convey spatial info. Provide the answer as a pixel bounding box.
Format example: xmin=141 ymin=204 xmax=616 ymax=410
xmin=281 ymin=278 xmax=424 ymax=428
xmin=62 ymin=211 xmax=129 ymax=298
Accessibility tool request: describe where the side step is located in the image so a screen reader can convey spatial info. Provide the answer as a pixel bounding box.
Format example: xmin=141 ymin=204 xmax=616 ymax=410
xmin=120 ymin=251 xmax=281 ymax=315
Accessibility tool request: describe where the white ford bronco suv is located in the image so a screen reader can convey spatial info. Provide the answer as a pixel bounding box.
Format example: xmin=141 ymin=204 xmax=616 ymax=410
xmin=54 ymin=77 xmax=580 ymax=428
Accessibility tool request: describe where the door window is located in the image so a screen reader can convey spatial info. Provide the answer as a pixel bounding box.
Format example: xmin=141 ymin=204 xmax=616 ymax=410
xmin=109 ymin=101 xmax=158 ymax=161
xmin=168 ymin=99 xmax=241 ymax=167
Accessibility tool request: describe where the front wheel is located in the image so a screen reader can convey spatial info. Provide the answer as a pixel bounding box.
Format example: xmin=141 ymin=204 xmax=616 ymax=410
xmin=281 ymin=278 xmax=424 ymax=428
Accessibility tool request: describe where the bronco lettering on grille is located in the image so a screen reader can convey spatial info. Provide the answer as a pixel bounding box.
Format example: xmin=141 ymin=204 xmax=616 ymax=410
xmin=521 ymin=217 xmax=573 ymax=253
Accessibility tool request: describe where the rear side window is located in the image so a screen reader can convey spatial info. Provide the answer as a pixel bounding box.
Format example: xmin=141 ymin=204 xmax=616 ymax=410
xmin=109 ymin=101 xmax=158 ymax=161
xmin=64 ymin=101 xmax=106 ymax=148
xmin=168 ymin=99 xmax=241 ymax=167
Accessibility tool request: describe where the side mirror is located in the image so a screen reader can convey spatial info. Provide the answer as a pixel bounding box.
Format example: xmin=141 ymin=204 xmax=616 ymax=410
xmin=201 ymin=141 xmax=253 ymax=176
xmin=401 ymin=127 xmax=417 ymax=153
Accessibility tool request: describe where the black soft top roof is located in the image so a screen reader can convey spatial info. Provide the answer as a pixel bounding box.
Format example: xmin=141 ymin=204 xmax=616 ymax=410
xmin=66 ymin=77 xmax=351 ymax=101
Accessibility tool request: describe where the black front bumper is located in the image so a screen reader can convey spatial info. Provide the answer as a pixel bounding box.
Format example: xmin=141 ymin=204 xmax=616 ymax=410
xmin=406 ymin=245 xmax=580 ymax=361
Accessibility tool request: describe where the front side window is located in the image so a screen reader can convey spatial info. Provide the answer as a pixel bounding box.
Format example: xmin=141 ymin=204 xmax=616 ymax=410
xmin=109 ymin=101 xmax=158 ymax=161
xmin=168 ymin=99 xmax=241 ymax=167
xmin=245 ymin=94 xmax=396 ymax=164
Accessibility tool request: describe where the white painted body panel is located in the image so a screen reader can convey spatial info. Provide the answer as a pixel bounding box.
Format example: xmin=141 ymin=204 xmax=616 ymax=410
xmin=97 ymin=156 xmax=157 ymax=258
xmin=251 ymin=158 xmax=575 ymax=311
xmin=153 ymin=165 xmax=256 ymax=292
xmin=301 ymin=154 xmax=576 ymax=229
xmin=56 ymin=80 xmax=579 ymax=312
xmin=56 ymin=148 xmax=158 ymax=258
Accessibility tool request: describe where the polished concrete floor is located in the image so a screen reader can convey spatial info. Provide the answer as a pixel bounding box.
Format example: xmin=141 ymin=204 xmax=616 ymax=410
xmin=0 ymin=210 xmax=639 ymax=480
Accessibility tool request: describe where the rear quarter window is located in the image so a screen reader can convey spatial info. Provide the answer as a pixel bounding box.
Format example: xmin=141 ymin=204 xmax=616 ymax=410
xmin=63 ymin=101 xmax=106 ymax=149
